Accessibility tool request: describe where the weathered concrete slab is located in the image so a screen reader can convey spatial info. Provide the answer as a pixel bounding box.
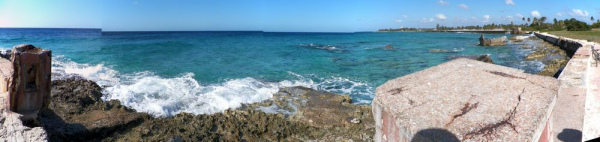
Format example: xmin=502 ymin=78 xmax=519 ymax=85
xmin=553 ymin=45 xmax=588 ymax=142
xmin=584 ymin=44 xmax=600 ymax=140
xmin=372 ymin=58 xmax=558 ymax=141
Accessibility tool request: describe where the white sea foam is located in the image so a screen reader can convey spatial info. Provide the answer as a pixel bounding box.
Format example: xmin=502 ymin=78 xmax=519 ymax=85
xmin=52 ymin=55 xmax=120 ymax=86
xmin=51 ymin=56 xmax=374 ymax=117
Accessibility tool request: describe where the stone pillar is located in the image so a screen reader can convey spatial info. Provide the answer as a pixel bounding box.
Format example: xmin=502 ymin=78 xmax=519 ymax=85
xmin=372 ymin=58 xmax=558 ymax=141
xmin=6 ymin=44 xmax=51 ymax=120
xmin=511 ymin=27 xmax=522 ymax=35
xmin=479 ymin=34 xmax=486 ymax=46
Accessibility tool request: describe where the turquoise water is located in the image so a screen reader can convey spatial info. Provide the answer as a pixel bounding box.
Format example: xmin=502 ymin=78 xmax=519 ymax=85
xmin=0 ymin=28 xmax=542 ymax=117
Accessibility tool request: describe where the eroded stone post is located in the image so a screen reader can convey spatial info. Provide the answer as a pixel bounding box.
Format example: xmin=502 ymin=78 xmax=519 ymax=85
xmin=5 ymin=44 xmax=51 ymax=121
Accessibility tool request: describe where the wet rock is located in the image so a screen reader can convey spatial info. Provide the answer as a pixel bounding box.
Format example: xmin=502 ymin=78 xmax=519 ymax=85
xmin=385 ymin=45 xmax=393 ymax=49
xmin=36 ymin=77 xmax=374 ymax=141
xmin=523 ymin=38 xmax=570 ymax=77
xmin=447 ymin=54 xmax=494 ymax=64
xmin=49 ymin=76 xmax=103 ymax=116
xmin=105 ymin=86 xmax=374 ymax=141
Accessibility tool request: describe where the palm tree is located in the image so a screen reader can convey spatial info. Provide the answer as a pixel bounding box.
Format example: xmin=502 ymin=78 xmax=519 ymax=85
xmin=540 ymin=17 xmax=547 ymax=23
xmin=592 ymin=16 xmax=595 ymax=21
xmin=527 ymin=17 xmax=531 ymax=23
xmin=553 ymin=18 xmax=558 ymax=25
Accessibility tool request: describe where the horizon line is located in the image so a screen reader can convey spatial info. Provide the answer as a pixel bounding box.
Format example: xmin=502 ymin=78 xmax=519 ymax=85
xmin=0 ymin=27 xmax=376 ymax=33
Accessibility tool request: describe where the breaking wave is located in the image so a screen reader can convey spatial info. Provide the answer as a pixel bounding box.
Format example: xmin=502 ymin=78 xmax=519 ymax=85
xmin=51 ymin=56 xmax=374 ymax=117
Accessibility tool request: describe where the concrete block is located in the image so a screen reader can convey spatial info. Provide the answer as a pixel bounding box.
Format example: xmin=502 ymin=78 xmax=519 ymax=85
xmin=373 ymin=58 xmax=558 ymax=141
xmin=479 ymin=34 xmax=507 ymax=46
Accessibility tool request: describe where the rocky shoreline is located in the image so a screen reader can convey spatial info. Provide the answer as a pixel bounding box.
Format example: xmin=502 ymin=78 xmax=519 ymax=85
xmin=18 ymin=76 xmax=374 ymax=141
xmin=0 ymin=34 xmax=570 ymax=141
xmin=517 ymin=36 xmax=570 ymax=77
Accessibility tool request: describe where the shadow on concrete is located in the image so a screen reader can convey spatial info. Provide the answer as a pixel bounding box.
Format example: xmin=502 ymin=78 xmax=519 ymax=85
xmin=557 ymin=128 xmax=582 ymax=142
xmin=411 ymin=128 xmax=460 ymax=142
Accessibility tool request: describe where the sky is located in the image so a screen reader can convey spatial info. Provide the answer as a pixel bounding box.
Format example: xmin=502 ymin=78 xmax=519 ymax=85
xmin=0 ymin=0 xmax=599 ymax=32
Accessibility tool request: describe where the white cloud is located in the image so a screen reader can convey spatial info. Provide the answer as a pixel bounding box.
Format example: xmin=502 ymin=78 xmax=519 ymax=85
xmin=556 ymin=12 xmax=563 ymax=17
xmin=422 ymin=18 xmax=435 ymax=22
xmin=531 ymin=11 xmax=541 ymax=18
xmin=403 ymin=15 xmax=408 ymax=18
xmin=483 ymin=15 xmax=491 ymax=22
xmin=435 ymin=14 xmax=447 ymax=20
xmin=504 ymin=16 xmax=514 ymax=21
xmin=505 ymin=0 xmax=515 ymax=6
xmin=458 ymin=4 xmax=469 ymax=10
xmin=516 ymin=13 xmax=524 ymax=18
xmin=395 ymin=19 xmax=403 ymax=23
xmin=438 ymin=0 xmax=449 ymax=6
xmin=569 ymin=9 xmax=589 ymax=17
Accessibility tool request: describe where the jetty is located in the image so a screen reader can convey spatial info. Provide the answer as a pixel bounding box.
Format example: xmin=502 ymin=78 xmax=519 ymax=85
xmin=373 ymin=32 xmax=600 ymax=141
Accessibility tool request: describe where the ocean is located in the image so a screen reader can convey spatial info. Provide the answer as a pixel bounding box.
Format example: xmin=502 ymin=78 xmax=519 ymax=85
xmin=0 ymin=28 xmax=544 ymax=117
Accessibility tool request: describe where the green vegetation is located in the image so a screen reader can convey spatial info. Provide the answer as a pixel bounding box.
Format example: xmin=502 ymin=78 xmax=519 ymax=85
xmin=378 ymin=16 xmax=600 ymax=33
xmin=563 ymin=18 xmax=591 ymax=31
xmin=548 ymin=29 xmax=600 ymax=43
xmin=518 ymin=17 xmax=593 ymax=31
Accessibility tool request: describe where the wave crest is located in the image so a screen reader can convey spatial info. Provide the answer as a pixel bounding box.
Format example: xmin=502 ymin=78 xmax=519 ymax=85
xmin=51 ymin=56 xmax=374 ymax=117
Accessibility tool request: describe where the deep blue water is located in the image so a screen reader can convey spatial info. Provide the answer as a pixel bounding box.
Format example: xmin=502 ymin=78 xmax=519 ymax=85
xmin=0 ymin=28 xmax=542 ymax=117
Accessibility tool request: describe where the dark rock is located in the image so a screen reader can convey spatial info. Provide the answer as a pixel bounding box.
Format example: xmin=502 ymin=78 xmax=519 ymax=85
xmin=385 ymin=45 xmax=393 ymax=49
xmin=107 ymin=86 xmax=375 ymax=141
xmin=41 ymin=76 xmax=149 ymax=141
xmin=13 ymin=44 xmax=37 ymax=52
xmin=49 ymin=76 xmax=103 ymax=115
xmin=523 ymin=38 xmax=570 ymax=77
xmin=39 ymin=76 xmax=374 ymax=141
xmin=475 ymin=54 xmax=494 ymax=64
xmin=0 ymin=50 xmax=10 ymax=60
xmin=447 ymin=54 xmax=494 ymax=64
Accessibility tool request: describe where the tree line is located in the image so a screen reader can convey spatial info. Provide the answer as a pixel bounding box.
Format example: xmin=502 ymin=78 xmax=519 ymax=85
xmin=436 ymin=16 xmax=599 ymax=31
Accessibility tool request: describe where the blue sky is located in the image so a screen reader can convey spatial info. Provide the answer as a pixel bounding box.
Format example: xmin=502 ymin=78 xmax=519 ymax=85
xmin=1 ymin=0 xmax=599 ymax=32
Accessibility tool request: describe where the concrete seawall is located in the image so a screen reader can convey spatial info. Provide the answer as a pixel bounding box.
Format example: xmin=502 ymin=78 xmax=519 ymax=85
xmin=371 ymin=32 xmax=599 ymax=142
xmin=534 ymin=32 xmax=600 ymax=141
xmin=535 ymin=32 xmax=584 ymax=57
